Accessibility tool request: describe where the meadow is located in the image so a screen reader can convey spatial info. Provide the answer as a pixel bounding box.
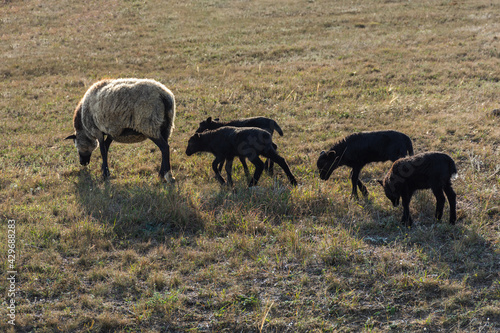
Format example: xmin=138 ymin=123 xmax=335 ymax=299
xmin=0 ymin=0 xmax=499 ymax=331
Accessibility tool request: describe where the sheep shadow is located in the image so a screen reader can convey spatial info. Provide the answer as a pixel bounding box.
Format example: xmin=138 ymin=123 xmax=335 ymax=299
xmin=354 ymin=200 xmax=500 ymax=289
xmin=74 ymin=170 xmax=204 ymax=240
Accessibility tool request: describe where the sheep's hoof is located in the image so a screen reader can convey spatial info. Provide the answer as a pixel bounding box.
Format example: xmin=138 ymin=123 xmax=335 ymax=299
xmin=102 ymin=168 xmax=110 ymax=179
xmin=163 ymin=171 xmax=176 ymax=184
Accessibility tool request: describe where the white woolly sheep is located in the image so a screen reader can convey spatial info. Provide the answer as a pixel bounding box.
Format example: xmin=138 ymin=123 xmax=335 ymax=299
xmin=65 ymin=78 xmax=176 ymax=182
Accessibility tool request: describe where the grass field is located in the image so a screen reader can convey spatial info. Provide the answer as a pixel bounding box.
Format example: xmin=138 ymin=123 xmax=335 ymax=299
xmin=0 ymin=0 xmax=499 ymax=332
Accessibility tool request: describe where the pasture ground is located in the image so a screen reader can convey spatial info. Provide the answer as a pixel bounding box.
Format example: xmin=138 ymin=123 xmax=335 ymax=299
xmin=0 ymin=0 xmax=499 ymax=332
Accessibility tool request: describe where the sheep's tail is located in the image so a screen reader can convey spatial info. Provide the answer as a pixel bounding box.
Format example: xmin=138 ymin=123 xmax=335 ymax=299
xmin=449 ymin=157 xmax=458 ymax=180
xmin=273 ymin=120 xmax=284 ymax=136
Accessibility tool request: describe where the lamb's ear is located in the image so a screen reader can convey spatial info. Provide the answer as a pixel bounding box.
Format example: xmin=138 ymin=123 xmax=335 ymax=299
xmin=376 ymin=180 xmax=384 ymax=187
xmin=214 ymin=118 xmax=220 ymax=121
xmin=320 ymin=150 xmax=326 ymax=156
xmin=206 ymin=117 xmax=212 ymax=123
xmin=65 ymin=134 xmax=76 ymax=140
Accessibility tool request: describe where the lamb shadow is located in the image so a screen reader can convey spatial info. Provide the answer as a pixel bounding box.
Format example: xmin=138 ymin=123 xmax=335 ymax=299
xmin=354 ymin=205 xmax=500 ymax=288
xmin=75 ymin=170 xmax=204 ymax=240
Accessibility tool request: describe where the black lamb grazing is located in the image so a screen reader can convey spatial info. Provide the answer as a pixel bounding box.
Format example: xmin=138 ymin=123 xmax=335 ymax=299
xmin=317 ymin=130 xmax=414 ymax=198
xmin=378 ymin=152 xmax=457 ymax=227
xmin=186 ymin=126 xmax=297 ymax=187
xmin=196 ymin=116 xmax=284 ymax=177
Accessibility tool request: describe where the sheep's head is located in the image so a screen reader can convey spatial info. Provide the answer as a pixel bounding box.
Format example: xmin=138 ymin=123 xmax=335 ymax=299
xmin=65 ymin=131 xmax=97 ymax=166
xmin=317 ymin=150 xmax=340 ymax=180
xmin=195 ymin=117 xmax=219 ymax=133
xmin=377 ymin=180 xmax=400 ymax=207
xmin=185 ymin=133 xmax=202 ymax=156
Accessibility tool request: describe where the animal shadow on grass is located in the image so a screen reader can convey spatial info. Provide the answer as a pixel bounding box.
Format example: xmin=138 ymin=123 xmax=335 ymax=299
xmin=75 ymin=170 xmax=204 ymax=240
xmin=355 ymin=206 xmax=500 ymax=289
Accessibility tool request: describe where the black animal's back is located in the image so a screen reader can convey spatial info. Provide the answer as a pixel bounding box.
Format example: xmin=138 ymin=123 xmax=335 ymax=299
xmin=390 ymin=152 xmax=457 ymax=189
xmin=338 ymin=130 xmax=413 ymax=167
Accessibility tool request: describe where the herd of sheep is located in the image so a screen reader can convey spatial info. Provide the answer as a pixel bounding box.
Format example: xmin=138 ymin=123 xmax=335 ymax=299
xmin=66 ymin=78 xmax=458 ymax=227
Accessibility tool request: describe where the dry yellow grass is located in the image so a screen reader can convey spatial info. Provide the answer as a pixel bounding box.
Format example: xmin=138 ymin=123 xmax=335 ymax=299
xmin=0 ymin=0 xmax=499 ymax=332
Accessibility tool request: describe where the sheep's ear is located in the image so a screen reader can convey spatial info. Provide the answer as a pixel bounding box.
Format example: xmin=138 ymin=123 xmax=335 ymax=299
xmin=214 ymin=118 xmax=220 ymax=121
xmin=65 ymin=134 xmax=76 ymax=140
xmin=206 ymin=117 xmax=212 ymax=123
xmin=376 ymin=180 xmax=384 ymax=187
xmin=320 ymin=150 xmax=326 ymax=156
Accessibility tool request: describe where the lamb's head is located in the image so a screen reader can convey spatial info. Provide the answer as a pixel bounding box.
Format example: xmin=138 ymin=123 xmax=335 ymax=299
xmin=185 ymin=133 xmax=202 ymax=156
xmin=317 ymin=150 xmax=340 ymax=180
xmin=65 ymin=131 xmax=97 ymax=166
xmin=195 ymin=117 xmax=219 ymax=133
xmin=377 ymin=179 xmax=400 ymax=207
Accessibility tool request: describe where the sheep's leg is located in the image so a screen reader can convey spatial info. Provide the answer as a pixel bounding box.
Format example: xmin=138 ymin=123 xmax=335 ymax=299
xmin=225 ymin=158 xmax=234 ymax=187
xmin=150 ymin=136 xmax=174 ymax=183
xmin=239 ymin=157 xmax=251 ymax=180
xmin=262 ymin=149 xmax=297 ymax=186
xmin=349 ymin=167 xmax=366 ymax=199
xmin=355 ymin=167 xmax=368 ymax=197
xmin=98 ymin=137 xmax=110 ymax=179
xmin=443 ymin=184 xmax=457 ymax=225
xmin=265 ymin=144 xmax=277 ymax=176
xmin=401 ymin=191 xmax=413 ymax=227
xmin=357 ymin=180 xmax=369 ymax=197
xmin=248 ymin=156 xmax=265 ymax=187
xmin=264 ymin=158 xmax=274 ymax=176
xmin=212 ymin=156 xmax=226 ymax=185
xmin=104 ymin=135 xmax=113 ymax=151
xmin=432 ymin=187 xmax=446 ymax=221
xmin=217 ymin=160 xmax=225 ymax=173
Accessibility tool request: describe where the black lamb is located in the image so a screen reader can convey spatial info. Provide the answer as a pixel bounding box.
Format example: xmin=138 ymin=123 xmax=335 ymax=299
xmin=317 ymin=130 xmax=414 ymax=198
xmin=378 ymin=152 xmax=457 ymax=227
xmin=196 ymin=116 xmax=284 ymax=177
xmin=186 ymin=126 xmax=297 ymax=187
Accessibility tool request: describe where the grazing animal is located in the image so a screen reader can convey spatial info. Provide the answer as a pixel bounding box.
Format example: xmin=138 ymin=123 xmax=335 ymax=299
xmin=317 ymin=130 xmax=413 ymax=198
xmin=378 ymin=152 xmax=457 ymax=227
xmin=195 ymin=116 xmax=284 ymax=177
xmin=65 ymin=78 xmax=176 ymax=182
xmin=185 ymin=126 xmax=297 ymax=187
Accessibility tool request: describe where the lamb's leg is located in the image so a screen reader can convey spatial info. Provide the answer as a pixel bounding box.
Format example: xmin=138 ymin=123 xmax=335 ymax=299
xmin=225 ymin=158 xmax=234 ymax=187
xmin=432 ymin=187 xmax=446 ymax=221
xmin=264 ymin=158 xmax=274 ymax=176
xmin=350 ymin=167 xmax=366 ymax=199
xmin=265 ymin=143 xmax=277 ymax=176
xmin=217 ymin=160 xmax=225 ymax=173
xmin=262 ymin=149 xmax=297 ymax=186
xmin=443 ymin=184 xmax=457 ymax=225
xmin=401 ymin=191 xmax=413 ymax=227
xmin=212 ymin=156 xmax=226 ymax=185
xmin=150 ymin=136 xmax=174 ymax=183
xmin=248 ymin=156 xmax=265 ymax=187
xmin=239 ymin=156 xmax=251 ymax=180
xmin=97 ymin=137 xmax=110 ymax=179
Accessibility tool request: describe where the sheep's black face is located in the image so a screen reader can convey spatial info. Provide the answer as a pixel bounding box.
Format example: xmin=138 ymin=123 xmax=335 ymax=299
xmin=317 ymin=151 xmax=339 ymax=180
xmin=186 ymin=134 xmax=201 ymax=156
xmin=195 ymin=117 xmax=216 ymax=133
xmin=79 ymin=152 xmax=92 ymax=166
xmin=383 ymin=187 xmax=400 ymax=207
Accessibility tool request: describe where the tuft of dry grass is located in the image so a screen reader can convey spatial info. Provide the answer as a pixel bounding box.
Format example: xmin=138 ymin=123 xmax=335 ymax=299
xmin=0 ymin=0 xmax=499 ymax=332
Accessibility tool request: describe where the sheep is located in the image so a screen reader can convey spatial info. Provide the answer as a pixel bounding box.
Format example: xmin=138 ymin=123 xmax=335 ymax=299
xmin=316 ymin=130 xmax=414 ymax=198
xmin=195 ymin=116 xmax=284 ymax=177
xmin=185 ymin=126 xmax=297 ymax=187
xmin=378 ymin=152 xmax=457 ymax=227
xmin=65 ymin=78 xmax=176 ymax=182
